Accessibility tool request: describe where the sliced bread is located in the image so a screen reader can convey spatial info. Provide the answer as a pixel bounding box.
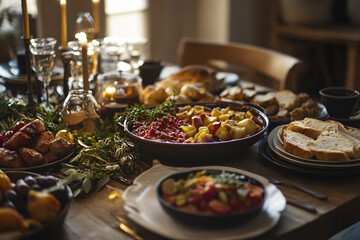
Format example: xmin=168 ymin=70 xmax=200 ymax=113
xmin=307 ymin=141 xmax=349 ymax=161
xmin=315 ymin=132 xmax=354 ymax=158
xmin=275 ymin=90 xmax=299 ymax=111
xmin=283 ymin=129 xmax=314 ymax=159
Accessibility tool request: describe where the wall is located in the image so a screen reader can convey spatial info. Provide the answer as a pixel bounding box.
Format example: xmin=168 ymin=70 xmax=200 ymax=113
xmin=229 ymin=0 xmax=272 ymax=47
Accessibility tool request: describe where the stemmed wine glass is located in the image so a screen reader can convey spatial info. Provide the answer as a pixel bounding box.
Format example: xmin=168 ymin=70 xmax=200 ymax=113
xmin=29 ymin=38 xmax=57 ymax=106
xmin=127 ymin=37 xmax=147 ymax=73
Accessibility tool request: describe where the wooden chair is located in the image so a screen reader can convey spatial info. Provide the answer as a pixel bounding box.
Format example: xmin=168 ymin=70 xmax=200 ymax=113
xmin=178 ymin=38 xmax=302 ymax=91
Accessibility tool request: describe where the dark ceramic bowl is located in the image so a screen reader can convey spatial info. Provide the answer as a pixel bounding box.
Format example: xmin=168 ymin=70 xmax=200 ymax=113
xmin=123 ymin=101 xmax=269 ymax=161
xmin=1 ymin=171 xmax=73 ymax=240
xmin=156 ymin=169 xmax=266 ymax=226
xmin=319 ymin=87 xmax=360 ymax=119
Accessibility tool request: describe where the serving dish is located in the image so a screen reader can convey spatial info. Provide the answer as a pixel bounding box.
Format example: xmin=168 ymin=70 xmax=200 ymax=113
xmin=123 ymin=164 xmax=286 ymax=240
xmin=0 ymin=148 xmax=75 ymax=172
xmin=123 ymin=101 xmax=269 ymax=161
xmin=0 ymin=171 xmax=73 ymax=240
xmin=156 ymin=169 xmax=266 ymax=226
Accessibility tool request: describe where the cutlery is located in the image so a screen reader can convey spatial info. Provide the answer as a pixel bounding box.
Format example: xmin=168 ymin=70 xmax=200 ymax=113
xmin=114 ymin=216 xmax=143 ymax=240
xmin=286 ymin=199 xmax=317 ymax=213
xmin=265 ymin=175 xmax=327 ymax=200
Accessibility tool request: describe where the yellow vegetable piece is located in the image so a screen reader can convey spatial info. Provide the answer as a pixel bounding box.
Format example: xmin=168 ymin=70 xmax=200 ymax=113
xmin=179 ymin=105 xmax=192 ymax=113
xmin=180 ymin=126 xmax=197 ymax=137
xmin=176 ymin=194 xmax=187 ymax=207
xmin=237 ymin=118 xmax=258 ymax=136
xmin=176 ymin=112 xmax=188 ymax=120
xmin=218 ymin=114 xmax=230 ymax=122
xmin=55 ymin=130 xmax=74 ymax=144
xmin=193 ymin=105 xmax=205 ymax=115
xmin=245 ymin=110 xmax=253 ymax=118
xmin=0 ymin=170 xmax=12 ymax=191
xmin=218 ymin=191 xmax=228 ymax=204
xmin=198 ymin=126 xmax=210 ymax=134
xmin=184 ymin=178 xmax=198 ymax=189
xmin=196 ymin=132 xmax=213 ymax=143
xmin=221 ymin=107 xmax=231 ymax=114
xmin=232 ymin=126 xmax=246 ymax=139
xmin=28 ymin=190 xmax=61 ymax=223
xmin=184 ymin=137 xmax=195 ymax=143
xmin=161 ymin=178 xmax=176 ymax=195
xmin=211 ymin=108 xmax=222 ymax=117
xmin=0 ymin=208 xmax=29 ymax=232
xmin=214 ymin=124 xmax=233 ymax=141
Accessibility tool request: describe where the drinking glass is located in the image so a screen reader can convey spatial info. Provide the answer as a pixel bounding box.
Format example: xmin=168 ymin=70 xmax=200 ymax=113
xmin=100 ymin=37 xmax=126 ymax=72
xmin=29 ymin=37 xmax=57 ymax=106
xmin=67 ymin=40 xmax=100 ymax=89
xmin=75 ymin=12 xmax=95 ymax=40
xmin=126 ymin=37 xmax=147 ymax=73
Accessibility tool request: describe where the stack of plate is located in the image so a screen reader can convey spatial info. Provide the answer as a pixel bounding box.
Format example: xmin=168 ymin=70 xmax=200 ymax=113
xmin=260 ymin=125 xmax=360 ymax=175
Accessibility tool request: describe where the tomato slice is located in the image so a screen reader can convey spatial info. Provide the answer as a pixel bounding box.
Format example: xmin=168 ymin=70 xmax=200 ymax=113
xmin=246 ymin=184 xmax=264 ymax=206
xmin=203 ymin=182 xmax=216 ymax=200
xmin=208 ymin=199 xmax=230 ymax=214
xmin=162 ymin=193 xmax=176 ymax=205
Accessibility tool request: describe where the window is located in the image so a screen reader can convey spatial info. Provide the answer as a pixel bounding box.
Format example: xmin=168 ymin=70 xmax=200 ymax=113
xmin=105 ymin=0 xmax=148 ymax=39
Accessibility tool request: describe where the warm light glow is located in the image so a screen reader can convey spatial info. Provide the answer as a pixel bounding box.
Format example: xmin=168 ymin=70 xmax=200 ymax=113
xmin=108 ymin=190 xmax=123 ymax=200
xmin=75 ymin=32 xmax=87 ymax=44
xmin=92 ymin=0 xmax=100 ymax=3
xmin=105 ymin=86 xmax=116 ymax=95
xmin=60 ymin=0 xmax=67 ymax=48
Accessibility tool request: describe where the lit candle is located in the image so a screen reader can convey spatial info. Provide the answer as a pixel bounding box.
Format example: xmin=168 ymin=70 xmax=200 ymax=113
xmin=92 ymin=0 xmax=100 ymax=33
xmin=60 ymin=0 xmax=67 ymax=48
xmin=103 ymin=85 xmax=116 ymax=102
xmin=76 ymin=32 xmax=89 ymax=91
xmin=21 ymin=0 xmax=30 ymax=38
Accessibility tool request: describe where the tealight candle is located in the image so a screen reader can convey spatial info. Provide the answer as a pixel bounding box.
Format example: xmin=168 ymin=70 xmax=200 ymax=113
xmin=103 ymin=85 xmax=116 ymax=101
xmin=21 ymin=0 xmax=30 ymax=38
xmin=60 ymin=0 xmax=67 ymax=48
xmin=92 ymin=0 xmax=100 ymax=33
xmin=75 ymin=32 xmax=89 ymax=91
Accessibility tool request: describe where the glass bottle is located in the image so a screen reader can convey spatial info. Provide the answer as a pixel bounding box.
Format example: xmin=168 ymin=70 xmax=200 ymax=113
xmin=62 ymin=89 xmax=100 ymax=136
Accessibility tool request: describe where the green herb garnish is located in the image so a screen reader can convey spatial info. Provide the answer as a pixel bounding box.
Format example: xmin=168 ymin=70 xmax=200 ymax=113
xmin=211 ymin=171 xmax=248 ymax=186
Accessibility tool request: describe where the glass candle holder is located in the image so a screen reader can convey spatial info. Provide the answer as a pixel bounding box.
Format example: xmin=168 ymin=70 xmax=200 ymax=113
xmin=62 ymin=89 xmax=100 ymax=136
xmin=96 ymin=71 xmax=143 ymax=111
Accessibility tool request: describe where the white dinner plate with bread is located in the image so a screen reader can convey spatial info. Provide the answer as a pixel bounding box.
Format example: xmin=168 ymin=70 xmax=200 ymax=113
xmin=266 ymin=118 xmax=360 ymax=170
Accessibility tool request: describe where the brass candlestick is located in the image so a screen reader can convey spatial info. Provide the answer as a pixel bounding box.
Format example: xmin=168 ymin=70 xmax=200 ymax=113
xmin=22 ymin=37 xmax=37 ymax=106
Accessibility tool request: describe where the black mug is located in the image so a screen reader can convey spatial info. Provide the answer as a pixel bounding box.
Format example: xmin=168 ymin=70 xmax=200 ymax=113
xmin=319 ymin=87 xmax=360 ymax=119
xmin=139 ymin=60 xmax=165 ymax=87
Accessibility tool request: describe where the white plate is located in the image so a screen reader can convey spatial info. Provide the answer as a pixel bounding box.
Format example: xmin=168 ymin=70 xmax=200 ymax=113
xmin=123 ymin=164 xmax=286 ymax=240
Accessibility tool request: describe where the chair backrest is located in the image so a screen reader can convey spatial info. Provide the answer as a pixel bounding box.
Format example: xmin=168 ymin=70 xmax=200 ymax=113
xmin=178 ymin=38 xmax=302 ymax=91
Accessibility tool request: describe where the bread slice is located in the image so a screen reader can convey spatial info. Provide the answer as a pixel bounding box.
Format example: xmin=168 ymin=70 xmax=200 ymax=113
xmin=316 ymin=132 xmax=354 ymax=158
xmin=338 ymin=131 xmax=360 ymax=158
xmin=252 ymin=92 xmax=277 ymax=107
xmin=287 ymin=118 xmax=341 ymax=139
xmin=287 ymin=120 xmax=322 ymax=139
xmin=307 ymin=141 xmax=349 ymax=161
xmin=275 ymin=90 xmax=299 ymax=111
xmin=283 ymin=129 xmax=314 ymax=159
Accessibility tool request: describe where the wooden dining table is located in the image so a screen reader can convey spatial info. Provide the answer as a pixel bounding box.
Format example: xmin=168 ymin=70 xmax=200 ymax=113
xmin=52 ymin=136 xmax=360 ymax=240
xmin=0 ymin=66 xmax=360 ymax=240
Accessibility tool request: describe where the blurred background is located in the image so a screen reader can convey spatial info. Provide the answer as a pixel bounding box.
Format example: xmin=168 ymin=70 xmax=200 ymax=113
xmin=0 ymin=0 xmax=358 ymax=93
